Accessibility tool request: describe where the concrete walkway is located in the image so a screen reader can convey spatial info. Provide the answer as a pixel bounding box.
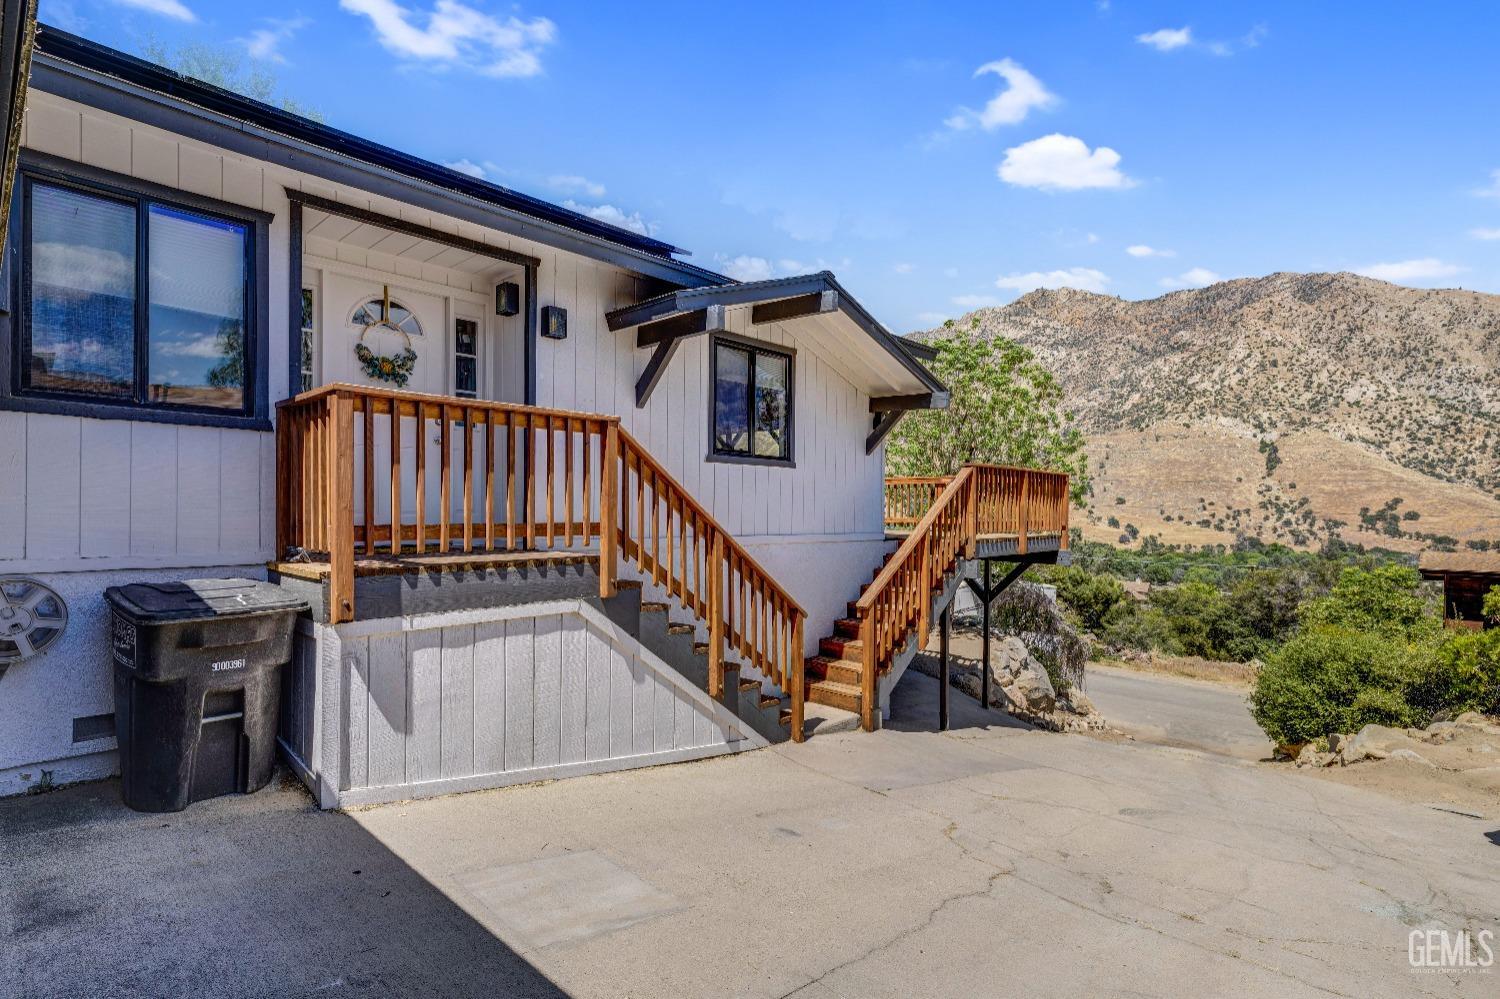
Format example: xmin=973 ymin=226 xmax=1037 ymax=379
xmin=3 ymin=671 xmax=1496 ymax=998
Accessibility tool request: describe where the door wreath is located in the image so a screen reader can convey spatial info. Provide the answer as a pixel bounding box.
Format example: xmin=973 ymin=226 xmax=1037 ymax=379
xmin=353 ymin=286 xmax=419 ymax=387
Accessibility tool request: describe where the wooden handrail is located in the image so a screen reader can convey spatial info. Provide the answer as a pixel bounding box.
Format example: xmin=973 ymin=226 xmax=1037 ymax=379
xmin=859 ymin=464 xmax=1070 ymax=730
xmin=276 ymin=383 xmax=805 ymax=742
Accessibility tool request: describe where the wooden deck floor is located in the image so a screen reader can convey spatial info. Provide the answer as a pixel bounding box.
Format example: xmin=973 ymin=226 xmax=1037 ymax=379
xmin=269 ymin=548 xmax=599 ymax=581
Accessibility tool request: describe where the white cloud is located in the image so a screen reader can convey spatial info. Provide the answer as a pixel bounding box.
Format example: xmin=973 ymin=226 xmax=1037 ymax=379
xmin=155 ymin=332 xmax=230 ymax=359
xmin=1474 ymin=169 xmax=1500 ymax=199
xmin=1354 ymin=258 xmax=1464 ymax=283
xmin=893 ymin=262 xmax=915 ymax=274
xmin=111 ymin=0 xmax=196 ymax=21
xmin=998 ymin=134 xmax=1134 ymax=191
xmin=339 ymin=0 xmax=555 ymax=78
xmin=995 ymin=267 xmax=1110 ymax=294
xmin=1159 ymin=267 xmax=1222 ymax=289
xmin=943 ymin=266 xmax=960 ymax=278
xmin=241 ymin=17 xmax=309 ymax=63
xmin=719 ymin=255 xmax=775 ymax=282
xmin=1242 ymin=23 xmax=1268 ymax=48
xmin=561 ymin=200 xmax=655 ymax=237
xmin=1136 ymin=27 xmax=1192 ymax=51
xmin=1470 ymin=228 xmax=1500 ymax=241
xmin=1126 ymin=244 xmax=1174 ymax=258
xmin=1134 ymin=27 xmax=1194 ymax=51
xmin=548 ymin=174 xmax=606 ymax=198
xmin=944 ymin=58 xmax=1058 ymax=131
xmin=952 ymin=293 xmax=1002 ymax=309
xmin=444 ymin=158 xmax=487 ymax=178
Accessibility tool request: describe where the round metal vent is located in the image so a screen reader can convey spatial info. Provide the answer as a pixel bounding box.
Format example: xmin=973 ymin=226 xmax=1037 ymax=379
xmin=0 ymin=577 xmax=68 ymax=667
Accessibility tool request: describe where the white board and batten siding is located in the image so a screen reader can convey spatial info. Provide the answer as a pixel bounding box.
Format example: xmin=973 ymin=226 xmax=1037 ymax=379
xmin=530 ymin=262 xmax=887 ymax=542
xmin=0 ymin=414 xmax=276 ymax=573
xmin=284 ymin=600 xmax=762 ymax=808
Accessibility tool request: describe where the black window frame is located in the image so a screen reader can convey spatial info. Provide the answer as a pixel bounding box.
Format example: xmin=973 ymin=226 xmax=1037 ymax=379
xmin=1 ymin=152 xmax=273 ymax=431
xmin=708 ymin=332 xmax=795 ymax=468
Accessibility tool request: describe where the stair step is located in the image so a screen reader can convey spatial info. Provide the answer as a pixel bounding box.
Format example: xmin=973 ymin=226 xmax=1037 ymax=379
xmin=806 ymin=655 xmax=862 ymax=686
xmin=739 ymin=677 xmax=760 ymax=692
xmin=614 ymin=579 xmax=642 ymax=591
xmin=805 ymin=679 xmax=861 ymax=713
xmin=779 ymin=708 xmax=792 ymax=726
xmin=667 ymin=623 xmax=694 ymax=635
xmin=819 ymin=636 xmax=862 ymax=659
xmin=641 ymin=602 xmax=670 ymax=614
xmin=758 ymin=694 xmax=781 ymax=710
xmin=833 ymin=617 xmax=861 ymax=639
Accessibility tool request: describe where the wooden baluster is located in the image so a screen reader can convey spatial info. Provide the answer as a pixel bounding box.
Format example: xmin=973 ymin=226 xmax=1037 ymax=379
xmin=545 ymin=415 xmax=557 ymax=547
xmin=677 ymin=498 xmax=688 ymax=602
xmin=414 ymin=402 xmax=427 ymax=553
xmin=581 ymin=420 xmax=592 ymax=545
xmin=439 ymin=404 xmax=452 ymax=552
xmin=390 ymin=401 xmax=403 ymax=553
xmin=1018 ymin=471 xmax=1029 ymax=555
xmin=361 ymin=401 xmax=375 ymax=555
xmin=526 ymin=413 xmax=538 ymax=550
xmin=275 ymin=411 xmax=292 ymax=557
xmin=665 ymin=493 xmax=676 ymax=598
xmin=564 ymin=417 xmax=575 ymax=547
xmin=708 ymin=531 xmax=724 ymax=698
xmin=651 ymin=467 xmax=665 ymax=587
xmin=328 ymin=393 xmax=356 ymax=623
xmin=634 ymin=448 xmax=645 ymax=570
xmin=1060 ymin=474 xmax=1070 ymax=551
xmin=599 ymin=422 xmax=619 ymax=596
xmin=462 ymin=406 xmax=474 ymax=552
xmin=484 ymin=410 xmax=496 ymax=552
xmin=505 ymin=414 xmax=517 ymax=550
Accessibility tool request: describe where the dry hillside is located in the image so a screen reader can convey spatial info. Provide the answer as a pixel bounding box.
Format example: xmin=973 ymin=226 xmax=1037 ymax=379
xmin=918 ymin=272 xmax=1500 ymax=552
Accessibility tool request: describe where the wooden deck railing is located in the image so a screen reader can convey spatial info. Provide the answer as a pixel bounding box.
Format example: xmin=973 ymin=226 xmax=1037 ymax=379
xmin=276 ymin=384 xmax=805 ymax=740
xmin=858 ymin=465 xmax=1070 ymax=730
xmin=883 ymin=476 xmax=952 ymax=532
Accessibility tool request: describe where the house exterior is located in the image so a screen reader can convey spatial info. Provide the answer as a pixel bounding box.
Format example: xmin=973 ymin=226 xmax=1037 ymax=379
xmin=0 ymin=26 xmax=1068 ymax=806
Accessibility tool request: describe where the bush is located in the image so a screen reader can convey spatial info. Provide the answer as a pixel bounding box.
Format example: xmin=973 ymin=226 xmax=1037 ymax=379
xmin=1099 ymin=601 xmax=1174 ymax=652
xmin=1250 ymin=627 xmax=1427 ymax=744
xmin=1045 ymin=566 xmax=1127 ymax=633
xmin=1300 ymin=564 xmax=1435 ymax=640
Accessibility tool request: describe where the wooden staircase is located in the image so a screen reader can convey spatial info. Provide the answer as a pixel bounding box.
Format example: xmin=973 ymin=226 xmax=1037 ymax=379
xmin=811 ymin=464 xmax=1072 ymax=730
xmin=805 ymin=551 xmax=898 ymax=717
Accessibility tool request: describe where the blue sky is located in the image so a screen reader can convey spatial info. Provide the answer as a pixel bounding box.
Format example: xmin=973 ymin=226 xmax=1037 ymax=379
xmin=39 ymin=0 xmax=1500 ymax=331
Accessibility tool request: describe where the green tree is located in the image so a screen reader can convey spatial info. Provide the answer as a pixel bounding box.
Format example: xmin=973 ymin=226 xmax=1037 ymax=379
xmin=887 ymin=320 xmax=1089 ymax=503
xmin=1299 ymin=564 xmax=1435 ymax=641
xmin=141 ymin=40 xmax=323 ymax=121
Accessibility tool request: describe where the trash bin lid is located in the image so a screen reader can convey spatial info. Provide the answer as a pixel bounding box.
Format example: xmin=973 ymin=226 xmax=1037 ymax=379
xmin=104 ymin=578 xmax=308 ymax=624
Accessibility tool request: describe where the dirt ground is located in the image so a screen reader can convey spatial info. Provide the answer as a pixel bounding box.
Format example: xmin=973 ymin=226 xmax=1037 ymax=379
xmin=1092 ymin=651 xmax=1259 ymax=688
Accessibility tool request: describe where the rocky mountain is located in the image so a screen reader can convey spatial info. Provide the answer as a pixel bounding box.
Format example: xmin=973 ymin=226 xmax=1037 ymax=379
xmin=918 ymin=272 xmax=1500 ymax=552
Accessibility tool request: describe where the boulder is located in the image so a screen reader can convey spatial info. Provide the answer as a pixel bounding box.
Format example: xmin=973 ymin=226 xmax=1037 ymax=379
xmin=1065 ymin=691 xmax=1096 ymax=717
xmin=983 ymin=637 xmax=1056 ymax=714
xmin=1339 ymin=724 xmax=1419 ymax=765
xmin=1327 ymin=733 xmax=1347 ymax=755
xmin=1421 ymin=721 xmax=1458 ymax=744
xmin=1386 ymin=748 xmax=1436 ymax=768
xmin=1455 ymin=711 xmax=1490 ymax=728
xmin=1294 ymin=744 xmax=1335 ymax=768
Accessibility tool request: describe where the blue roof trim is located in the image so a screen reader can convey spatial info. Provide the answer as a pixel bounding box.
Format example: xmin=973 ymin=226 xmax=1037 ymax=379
xmin=33 ymin=24 xmax=694 ymax=262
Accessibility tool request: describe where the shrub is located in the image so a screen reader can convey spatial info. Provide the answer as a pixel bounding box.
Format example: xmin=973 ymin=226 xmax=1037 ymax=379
xmin=1248 ymin=627 xmax=1422 ymax=744
xmin=1099 ymin=601 xmax=1174 ymax=652
xmin=1300 ymin=564 xmax=1436 ymax=640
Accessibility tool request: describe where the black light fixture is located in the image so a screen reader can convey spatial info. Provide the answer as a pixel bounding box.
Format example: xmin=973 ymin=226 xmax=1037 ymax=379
xmin=541 ymin=305 xmax=568 ymax=339
xmin=494 ymin=281 xmax=520 ymax=316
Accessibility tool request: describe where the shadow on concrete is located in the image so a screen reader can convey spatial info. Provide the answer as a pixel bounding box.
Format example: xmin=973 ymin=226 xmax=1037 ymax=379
xmin=884 ymin=666 xmax=1034 ymax=735
xmin=1486 ymin=829 xmax=1500 ymax=848
xmin=0 ymin=773 xmax=567 ymax=999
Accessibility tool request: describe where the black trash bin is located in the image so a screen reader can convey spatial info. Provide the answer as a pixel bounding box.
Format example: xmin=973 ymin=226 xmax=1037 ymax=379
xmin=105 ymin=579 xmax=308 ymax=813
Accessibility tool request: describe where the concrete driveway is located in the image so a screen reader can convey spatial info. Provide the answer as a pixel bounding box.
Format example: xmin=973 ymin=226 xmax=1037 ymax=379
xmin=3 ymin=671 xmax=1497 ymax=999
xmin=1085 ymin=664 xmax=1274 ymax=761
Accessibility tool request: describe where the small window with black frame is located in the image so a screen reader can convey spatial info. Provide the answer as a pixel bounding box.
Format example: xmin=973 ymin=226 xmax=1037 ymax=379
xmin=19 ymin=173 xmax=253 ymax=414
xmin=712 ymin=337 xmax=792 ymax=463
xmin=454 ymin=318 xmax=479 ymax=399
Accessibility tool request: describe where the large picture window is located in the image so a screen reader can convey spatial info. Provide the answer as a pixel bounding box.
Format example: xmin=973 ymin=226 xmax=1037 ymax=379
xmin=712 ymin=336 xmax=793 ymax=464
xmin=17 ymin=172 xmax=254 ymax=415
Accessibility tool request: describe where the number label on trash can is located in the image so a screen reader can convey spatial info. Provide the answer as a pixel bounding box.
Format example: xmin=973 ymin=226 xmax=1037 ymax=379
xmin=111 ymin=617 xmax=137 ymax=668
xmin=210 ymin=658 xmax=247 ymax=673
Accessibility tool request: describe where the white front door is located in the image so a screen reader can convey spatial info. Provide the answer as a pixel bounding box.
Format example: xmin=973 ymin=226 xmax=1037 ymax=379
xmin=321 ymin=273 xmax=448 ymax=396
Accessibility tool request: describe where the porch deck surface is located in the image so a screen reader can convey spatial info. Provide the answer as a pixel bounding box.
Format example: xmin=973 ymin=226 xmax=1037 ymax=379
xmin=269 ymin=548 xmax=599 ymax=580
xmin=3 ymin=669 xmax=1491 ymax=999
